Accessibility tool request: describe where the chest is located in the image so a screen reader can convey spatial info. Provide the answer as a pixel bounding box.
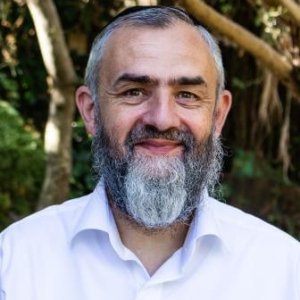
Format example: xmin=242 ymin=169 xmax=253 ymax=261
xmin=1 ymin=241 xmax=297 ymax=300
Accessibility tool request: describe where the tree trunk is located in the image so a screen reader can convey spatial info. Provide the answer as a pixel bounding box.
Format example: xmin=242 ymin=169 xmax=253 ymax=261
xmin=180 ymin=0 xmax=300 ymax=101
xmin=25 ymin=0 xmax=77 ymax=209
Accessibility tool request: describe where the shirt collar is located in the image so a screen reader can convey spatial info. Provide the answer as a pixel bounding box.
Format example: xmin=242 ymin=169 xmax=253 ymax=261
xmin=70 ymin=183 xmax=232 ymax=253
xmin=70 ymin=180 xmax=118 ymax=243
xmin=183 ymin=190 xmax=232 ymax=255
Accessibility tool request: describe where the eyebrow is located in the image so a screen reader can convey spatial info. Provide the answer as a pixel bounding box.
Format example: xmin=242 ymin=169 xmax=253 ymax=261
xmin=113 ymin=73 xmax=157 ymax=87
xmin=169 ymin=76 xmax=207 ymax=87
xmin=112 ymin=73 xmax=207 ymax=88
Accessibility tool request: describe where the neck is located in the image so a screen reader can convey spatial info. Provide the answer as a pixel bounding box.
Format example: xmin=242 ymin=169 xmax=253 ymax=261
xmin=111 ymin=204 xmax=191 ymax=276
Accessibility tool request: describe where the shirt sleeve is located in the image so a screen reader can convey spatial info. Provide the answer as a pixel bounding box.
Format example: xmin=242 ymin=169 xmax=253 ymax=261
xmin=297 ymin=251 xmax=300 ymax=299
xmin=0 ymin=233 xmax=4 ymax=300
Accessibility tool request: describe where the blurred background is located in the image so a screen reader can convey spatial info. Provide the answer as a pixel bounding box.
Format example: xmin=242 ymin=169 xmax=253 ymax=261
xmin=0 ymin=0 xmax=299 ymax=238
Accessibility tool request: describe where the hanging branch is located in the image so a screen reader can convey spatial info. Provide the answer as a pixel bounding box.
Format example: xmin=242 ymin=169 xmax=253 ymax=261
xmin=278 ymin=95 xmax=292 ymax=180
xmin=277 ymin=0 xmax=300 ymax=24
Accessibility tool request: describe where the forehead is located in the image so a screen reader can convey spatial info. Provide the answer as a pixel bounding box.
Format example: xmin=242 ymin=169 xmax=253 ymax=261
xmin=100 ymin=21 xmax=217 ymax=86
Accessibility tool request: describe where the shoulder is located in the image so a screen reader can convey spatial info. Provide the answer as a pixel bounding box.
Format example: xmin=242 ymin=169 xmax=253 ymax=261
xmin=207 ymin=198 xmax=300 ymax=294
xmin=208 ymin=197 xmax=300 ymax=253
xmin=0 ymin=193 xmax=92 ymax=246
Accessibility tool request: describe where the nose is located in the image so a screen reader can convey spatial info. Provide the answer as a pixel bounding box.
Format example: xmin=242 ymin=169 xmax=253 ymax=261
xmin=142 ymin=90 xmax=181 ymax=131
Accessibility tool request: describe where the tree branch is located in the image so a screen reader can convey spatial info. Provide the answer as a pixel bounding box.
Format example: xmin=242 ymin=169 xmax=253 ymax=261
xmin=180 ymin=0 xmax=300 ymax=100
xmin=277 ymin=0 xmax=300 ymax=24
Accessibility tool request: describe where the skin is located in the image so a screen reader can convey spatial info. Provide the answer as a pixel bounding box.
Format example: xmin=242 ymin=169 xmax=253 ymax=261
xmin=76 ymin=21 xmax=232 ymax=275
xmin=76 ymin=21 xmax=231 ymax=157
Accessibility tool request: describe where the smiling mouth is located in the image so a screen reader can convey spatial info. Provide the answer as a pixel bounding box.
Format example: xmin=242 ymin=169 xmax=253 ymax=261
xmin=134 ymin=138 xmax=183 ymax=156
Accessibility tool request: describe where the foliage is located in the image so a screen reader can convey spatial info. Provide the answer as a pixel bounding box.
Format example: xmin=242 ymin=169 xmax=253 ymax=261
xmin=70 ymin=119 xmax=94 ymax=198
xmin=0 ymin=101 xmax=45 ymax=229
xmin=222 ymin=149 xmax=300 ymax=239
xmin=231 ymin=149 xmax=283 ymax=181
xmin=0 ymin=0 xmax=48 ymax=131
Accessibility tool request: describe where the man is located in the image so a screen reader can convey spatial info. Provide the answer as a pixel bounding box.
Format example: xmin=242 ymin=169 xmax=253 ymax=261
xmin=0 ymin=6 xmax=299 ymax=300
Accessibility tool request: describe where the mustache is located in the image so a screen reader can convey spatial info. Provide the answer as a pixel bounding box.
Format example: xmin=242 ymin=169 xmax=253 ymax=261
xmin=125 ymin=125 xmax=195 ymax=151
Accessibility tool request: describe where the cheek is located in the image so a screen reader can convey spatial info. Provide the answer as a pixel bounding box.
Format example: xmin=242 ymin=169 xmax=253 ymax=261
xmin=179 ymin=109 xmax=214 ymax=141
xmin=103 ymin=110 xmax=140 ymax=148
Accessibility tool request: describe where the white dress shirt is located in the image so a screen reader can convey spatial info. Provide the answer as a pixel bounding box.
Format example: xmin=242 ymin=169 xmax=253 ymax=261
xmin=0 ymin=181 xmax=299 ymax=300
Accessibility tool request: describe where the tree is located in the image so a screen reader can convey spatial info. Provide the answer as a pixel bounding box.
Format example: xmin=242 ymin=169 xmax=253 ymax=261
xmin=25 ymin=0 xmax=77 ymax=209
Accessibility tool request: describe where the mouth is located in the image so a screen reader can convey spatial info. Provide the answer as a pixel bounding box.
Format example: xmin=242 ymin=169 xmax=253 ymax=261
xmin=134 ymin=138 xmax=183 ymax=156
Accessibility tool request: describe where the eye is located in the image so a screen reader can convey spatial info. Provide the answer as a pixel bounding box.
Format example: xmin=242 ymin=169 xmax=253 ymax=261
xmin=123 ymin=88 xmax=145 ymax=97
xmin=176 ymin=91 xmax=199 ymax=101
xmin=119 ymin=88 xmax=150 ymax=105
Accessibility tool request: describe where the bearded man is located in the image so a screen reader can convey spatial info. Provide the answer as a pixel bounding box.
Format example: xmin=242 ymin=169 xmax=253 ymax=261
xmin=0 ymin=6 xmax=299 ymax=300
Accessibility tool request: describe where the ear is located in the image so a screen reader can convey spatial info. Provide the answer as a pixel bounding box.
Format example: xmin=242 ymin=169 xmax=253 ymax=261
xmin=214 ymin=90 xmax=232 ymax=137
xmin=75 ymin=86 xmax=97 ymax=136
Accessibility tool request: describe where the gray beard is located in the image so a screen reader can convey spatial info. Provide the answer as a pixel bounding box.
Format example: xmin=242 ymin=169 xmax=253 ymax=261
xmin=124 ymin=154 xmax=188 ymax=228
xmin=92 ymin=121 xmax=223 ymax=230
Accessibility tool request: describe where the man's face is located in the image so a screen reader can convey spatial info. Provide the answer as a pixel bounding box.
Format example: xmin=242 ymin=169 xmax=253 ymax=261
xmin=98 ymin=22 xmax=223 ymax=158
xmin=78 ymin=21 xmax=231 ymax=229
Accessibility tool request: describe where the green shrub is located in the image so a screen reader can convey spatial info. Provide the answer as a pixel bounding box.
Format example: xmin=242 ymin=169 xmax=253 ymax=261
xmin=0 ymin=100 xmax=45 ymax=229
